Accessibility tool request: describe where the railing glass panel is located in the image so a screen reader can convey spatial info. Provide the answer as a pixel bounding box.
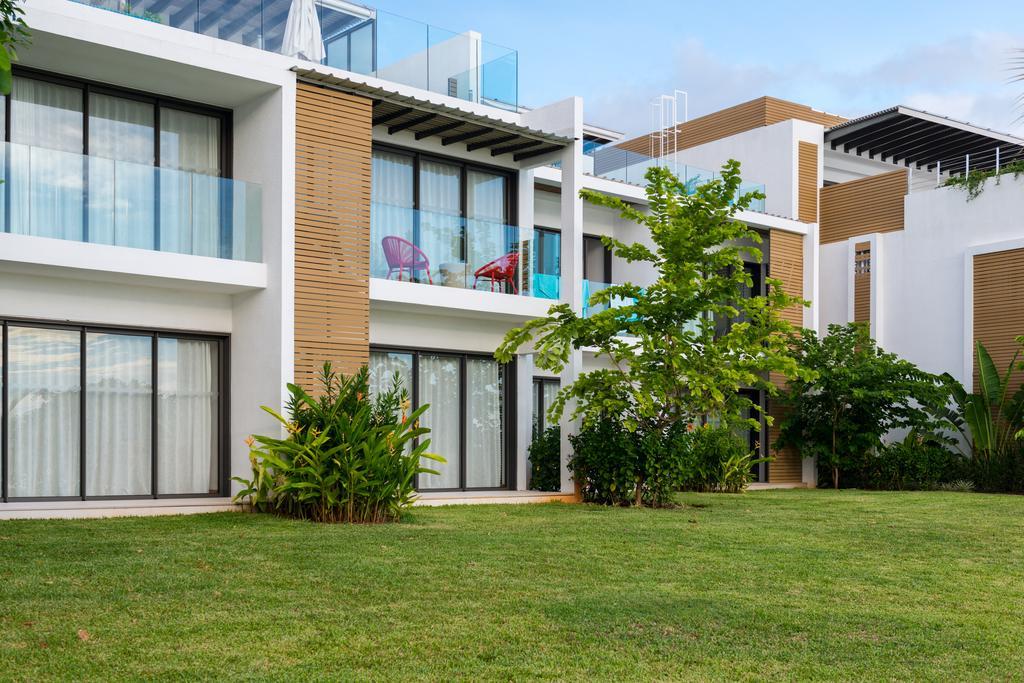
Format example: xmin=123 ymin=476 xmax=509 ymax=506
xmin=0 ymin=142 xmax=262 ymax=261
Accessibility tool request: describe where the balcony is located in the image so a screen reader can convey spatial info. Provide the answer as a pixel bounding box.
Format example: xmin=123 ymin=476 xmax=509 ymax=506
xmin=590 ymin=147 xmax=767 ymax=212
xmin=72 ymin=0 xmax=519 ymax=111
xmin=583 ymin=280 xmax=635 ymax=318
xmin=0 ymin=142 xmax=262 ymax=261
xmin=371 ymin=203 xmax=537 ymax=296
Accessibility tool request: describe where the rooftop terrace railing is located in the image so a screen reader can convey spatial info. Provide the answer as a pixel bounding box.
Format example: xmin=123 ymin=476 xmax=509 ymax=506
xmin=72 ymin=0 xmax=519 ymax=111
xmin=590 ymin=146 xmax=767 ymax=212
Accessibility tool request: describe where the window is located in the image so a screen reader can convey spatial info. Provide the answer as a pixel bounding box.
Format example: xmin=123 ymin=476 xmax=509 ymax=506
xmin=369 ymin=348 xmax=512 ymax=491
xmin=2 ymin=69 xmax=231 ymax=253
xmin=737 ymin=388 xmax=767 ymax=482
xmin=534 ymin=227 xmax=561 ymax=299
xmin=0 ymin=320 xmax=225 ymax=501
xmin=370 ymin=146 xmax=516 ymax=288
xmin=532 ymin=377 xmax=560 ymax=437
xmin=583 ymin=234 xmax=611 ymax=283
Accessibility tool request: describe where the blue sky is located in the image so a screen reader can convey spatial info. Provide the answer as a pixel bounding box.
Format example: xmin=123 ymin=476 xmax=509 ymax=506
xmin=376 ymin=0 xmax=1024 ymax=136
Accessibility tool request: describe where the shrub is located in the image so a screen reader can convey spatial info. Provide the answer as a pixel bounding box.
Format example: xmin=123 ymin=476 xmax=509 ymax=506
xmin=568 ymin=420 xmax=689 ymax=506
xmin=233 ymin=362 xmax=443 ymax=523
xmin=682 ymin=424 xmax=767 ymax=493
xmin=847 ymin=430 xmax=967 ymax=490
xmin=528 ymin=425 xmax=562 ymax=492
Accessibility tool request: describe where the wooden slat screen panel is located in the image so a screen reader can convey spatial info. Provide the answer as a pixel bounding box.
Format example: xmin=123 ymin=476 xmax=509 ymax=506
xmin=819 ymin=170 xmax=907 ymax=245
xmin=973 ymin=248 xmax=1024 ymax=390
xmin=798 ymin=141 xmax=819 ymax=223
xmin=294 ymin=82 xmax=372 ymax=387
xmin=617 ymin=96 xmax=846 ymax=157
xmin=854 ymin=242 xmax=871 ymax=325
xmin=768 ymin=229 xmax=805 ymax=484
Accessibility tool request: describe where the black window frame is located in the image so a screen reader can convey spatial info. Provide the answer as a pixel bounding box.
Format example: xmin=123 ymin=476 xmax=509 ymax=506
xmin=534 ymin=226 xmax=561 ymax=277
xmin=0 ymin=316 xmax=230 ymax=503
xmin=532 ymin=376 xmax=560 ymax=436
xmin=371 ymin=142 xmax=518 ymax=268
xmin=370 ymin=344 xmax=517 ymax=492
xmin=582 ymin=233 xmax=612 ymax=283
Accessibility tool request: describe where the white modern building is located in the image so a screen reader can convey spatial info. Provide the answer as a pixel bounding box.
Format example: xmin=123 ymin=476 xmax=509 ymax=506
xmin=2 ymin=0 xmax=1019 ymax=517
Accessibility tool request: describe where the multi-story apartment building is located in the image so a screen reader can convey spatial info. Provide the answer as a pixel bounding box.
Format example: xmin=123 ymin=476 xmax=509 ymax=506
xmin=2 ymin=0 xmax=1020 ymax=516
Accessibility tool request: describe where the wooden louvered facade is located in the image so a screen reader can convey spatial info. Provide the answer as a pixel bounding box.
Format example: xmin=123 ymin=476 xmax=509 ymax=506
xmin=819 ymin=170 xmax=907 ymax=245
xmin=294 ymin=82 xmax=373 ymax=387
xmin=767 ymin=229 xmax=806 ymax=484
xmin=616 ymin=96 xmax=846 ymax=157
xmin=854 ymin=242 xmax=871 ymax=326
xmin=973 ymin=248 xmax=1024 ymax=390
xmin=798 ymin=141 xmax=819 ymax=223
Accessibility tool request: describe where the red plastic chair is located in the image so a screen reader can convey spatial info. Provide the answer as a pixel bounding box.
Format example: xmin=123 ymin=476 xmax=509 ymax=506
xmin=473 ymin=252 xmax=519 ymax=293
xmin=381 ymin=235 xmax=433 ymax=284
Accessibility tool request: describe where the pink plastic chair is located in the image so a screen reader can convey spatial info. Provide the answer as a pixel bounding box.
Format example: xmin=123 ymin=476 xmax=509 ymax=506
xmin=474 ymin=252 xmax=519 ymax=293
xmin=382 ymin=235 xmax=433 ymax=284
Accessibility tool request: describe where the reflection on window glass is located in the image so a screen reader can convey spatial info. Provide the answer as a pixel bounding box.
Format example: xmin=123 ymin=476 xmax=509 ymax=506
xmin=466 ymin=358 xmax=503 ymax=488
xmin=417 ymin=354 xmax=461 ymax=490
xmin=7 ymin=327 xmax=81 ymax=498
xmin=86 ymin=333 xmax=152 ymax=497
xmin=158 ymin=338 xmax=219 ymax=495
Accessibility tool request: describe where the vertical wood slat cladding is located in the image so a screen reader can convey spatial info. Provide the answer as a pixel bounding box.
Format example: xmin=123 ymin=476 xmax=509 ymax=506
xmin=616 ymin=96 xmax=846 ymax=157
xmin=854 ymin=242 xmax=871 ymax=325
xmin=973 ymin=248 xmax=1024 ymax=390
xmin=768 ymin=229 xmax=805 ymax=483
xmin=294 ymin=82 xmax=372 ymax=387
xmin=819 ymin=170 xmax=907 ymax=244
xmin=798 ymin=141 xmax=819 ymax=223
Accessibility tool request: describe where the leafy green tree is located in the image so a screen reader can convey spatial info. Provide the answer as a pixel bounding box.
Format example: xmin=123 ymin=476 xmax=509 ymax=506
xmin=495 ymin=161 xmax=804 ymax=505
xmin=0 ymin=1 xmax=29 ymax=95
xmin=776 ymin=323 xmax=948 ymax=489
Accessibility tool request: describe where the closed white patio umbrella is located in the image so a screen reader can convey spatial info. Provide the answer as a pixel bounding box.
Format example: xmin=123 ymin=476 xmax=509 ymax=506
xmin=282 ymin=0 xmax=325 ymax=62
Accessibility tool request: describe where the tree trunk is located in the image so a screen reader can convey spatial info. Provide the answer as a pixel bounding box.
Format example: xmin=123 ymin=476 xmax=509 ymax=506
xmin=832 ymin=465 xmax=839 ymax=490
xmin=634 ymin=474 xmax=644 ymax=507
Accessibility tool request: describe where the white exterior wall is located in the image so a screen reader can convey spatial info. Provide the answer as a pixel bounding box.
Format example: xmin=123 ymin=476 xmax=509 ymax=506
xmin=818 ymin=175 xmax=1024 ymax=390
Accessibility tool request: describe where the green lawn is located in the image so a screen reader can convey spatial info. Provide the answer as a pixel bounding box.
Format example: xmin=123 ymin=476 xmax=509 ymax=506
xmin=2 ymin=490 xmax=1024 ymax=681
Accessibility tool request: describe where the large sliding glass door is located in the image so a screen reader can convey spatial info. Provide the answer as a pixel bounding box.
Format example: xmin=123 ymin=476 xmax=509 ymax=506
xmin=0 ymin=320 xmax=225 ymax=501
xmin=369 ymin=348 xmax=511 ymax=491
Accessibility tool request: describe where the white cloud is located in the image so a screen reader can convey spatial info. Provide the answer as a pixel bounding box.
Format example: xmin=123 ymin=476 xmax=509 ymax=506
xmin=585 ymin=32 xmax=1024 ymax=137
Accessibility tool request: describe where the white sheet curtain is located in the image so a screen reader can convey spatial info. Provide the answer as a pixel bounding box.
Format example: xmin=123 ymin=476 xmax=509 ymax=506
xmin=9 ymin=76 xmax=84 ymax=241
xmin=158 ymin=339 xmax=219 ymax=495
xmin=368 ymin=351 xmax=413 ymax=399
xmin=85 ymin=333 xmax=152 ymax=497
xmin=466 ymin=170 xmax=507 ymax=284
xmin=7 ymin=327 xmax=81 ymax=498
xmin=159 ymin=108 xmax=222 ymax=257
xmin=88 ymin=92 xmax=156 ymax=249
xmin=418 ymin=160 xmax=462 ymax=284
xmin=542 ymin=381 xmax=560 ymax=429
xmin=370 ymin=151 xmax=415 ymax=279
xmin=417 ymin=354 xmax=461 ymax=489
xmin=465 ymin=358 xmax=503 ymax=488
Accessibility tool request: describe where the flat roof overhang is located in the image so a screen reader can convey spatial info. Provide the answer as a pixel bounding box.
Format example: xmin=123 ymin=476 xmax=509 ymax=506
xmin=825 ymin=105 xmax=1024 ymax=175
xmin=293 ymin=67 xmax=572 ymax=163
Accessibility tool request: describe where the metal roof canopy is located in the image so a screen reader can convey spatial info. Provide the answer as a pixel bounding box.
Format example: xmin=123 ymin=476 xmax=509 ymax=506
xmin=825 ymin=105 xmax=1024 ymax=175
xmin=293 ymin=67 xmax=571 ymax=162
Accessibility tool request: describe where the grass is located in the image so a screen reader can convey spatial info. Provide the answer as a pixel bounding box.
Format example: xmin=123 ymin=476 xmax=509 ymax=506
xmin=1 ymin=490 xmax=1024 ymax=681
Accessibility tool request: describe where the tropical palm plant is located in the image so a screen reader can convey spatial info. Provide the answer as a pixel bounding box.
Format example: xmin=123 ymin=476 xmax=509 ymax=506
xmin=234 ymin=362 xmax=443 ymax=523
xmin=939 ymin=338 xmax=1024 ymax=489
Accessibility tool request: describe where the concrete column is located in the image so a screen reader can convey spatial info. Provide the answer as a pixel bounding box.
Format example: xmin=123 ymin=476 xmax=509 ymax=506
xmin=557 ymin=98 xmax=585 ymax=494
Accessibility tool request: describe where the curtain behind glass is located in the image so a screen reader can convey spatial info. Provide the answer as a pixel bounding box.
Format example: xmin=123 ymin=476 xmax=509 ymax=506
xmin=158 ymin=339 xmax=219 ymax=495
xmin=7 ymin=327 xmax=81 ymax=498
xmin=417 ymin=354 xmax=460 ymax=489
xmin=370 ymin=151 xmax=415 ymax=279
xmin=465 ymin=358 xmax=503 ymax=488
xmin=88 ymin=93 xmax=156 ymax=250
xmin=9 ymin=77 xmax=85 ymax=241
xmin=86 ymin=333 xmax=152 ymax=497
xmin=159 ymin=108 xmax=221 ymax=257
xmin=369 ymin=351 xmax=413 ymax=399
xmin=466 ymin=170 xmax=507 ymax=286
xmin=542 ymin=381 xmax=560 ymax=428
xmin=418 ymin=160 xmax=462 ymax=285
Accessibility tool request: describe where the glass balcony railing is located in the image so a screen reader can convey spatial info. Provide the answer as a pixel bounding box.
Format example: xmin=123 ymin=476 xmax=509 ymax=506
xmin=590 ymin=147 xmax=767 ymax=212
xmin=583 ymin=280 xmax=636 ymax=318
xmin=72 ymin=1 xmax=519 ymax=111
xmin=370 ymin=203 xmax=535 ymax=295
xmin=0 ymin=142 xmax=262 ymax=261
